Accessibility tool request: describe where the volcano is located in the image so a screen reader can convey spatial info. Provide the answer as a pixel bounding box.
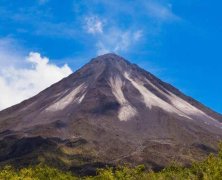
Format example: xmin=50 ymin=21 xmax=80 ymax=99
xmin=0 ymin=53 xmax=221 ymax=174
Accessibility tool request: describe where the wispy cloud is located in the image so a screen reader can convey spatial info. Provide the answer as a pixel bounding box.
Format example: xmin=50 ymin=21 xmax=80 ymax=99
xmin=145 ymin=1 xmax=180 ymax=22
xmin=96 ymin=28 xmax=143 ymax=55
xmin=133 ymin=30 xmax=143 ymax=41
xmin=0 ymin=38 xmax=72 ymax=110
xmin=80 ymin=0 xmax=181 ymax=55
xmin=84 ymin=16 xmax=104 ymax=34
xmin=83 ymin=15 xmax=143 ymax=55
xmin=0 ymin=0 xmax=181 ymax=42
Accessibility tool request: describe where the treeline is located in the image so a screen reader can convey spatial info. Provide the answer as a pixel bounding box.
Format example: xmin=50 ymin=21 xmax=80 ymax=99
xmin=1 ymin=144 xmax=222 ymax=180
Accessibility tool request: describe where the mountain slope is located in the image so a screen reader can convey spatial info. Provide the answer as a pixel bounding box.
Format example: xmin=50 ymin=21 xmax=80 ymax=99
xmin=0 ymin=53 xmax=221 ymax=174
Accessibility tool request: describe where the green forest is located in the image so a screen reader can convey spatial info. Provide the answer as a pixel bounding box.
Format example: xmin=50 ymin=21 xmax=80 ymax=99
xmin=1 ymin=144 xmax=222 ymax=180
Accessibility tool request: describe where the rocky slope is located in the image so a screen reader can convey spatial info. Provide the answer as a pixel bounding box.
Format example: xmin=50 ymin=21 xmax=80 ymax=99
xmin=0 ymin=53 xmax=221 ymax=175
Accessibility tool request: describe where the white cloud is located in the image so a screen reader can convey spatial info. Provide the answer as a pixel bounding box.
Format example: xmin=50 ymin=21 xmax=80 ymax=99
xmin=0 ymin=42 xmax=72 ymax=110
xmin=84 ymin=16 xmax=104 ymax=34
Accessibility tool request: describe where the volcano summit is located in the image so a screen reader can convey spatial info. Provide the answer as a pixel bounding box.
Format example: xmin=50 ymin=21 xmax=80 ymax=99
xmin=0 ymin=53 xmax=221 ymax=174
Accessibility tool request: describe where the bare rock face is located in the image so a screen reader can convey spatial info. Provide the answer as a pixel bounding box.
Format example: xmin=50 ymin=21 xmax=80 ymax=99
xmin=0 ymin=53 xmax=221 ymax=174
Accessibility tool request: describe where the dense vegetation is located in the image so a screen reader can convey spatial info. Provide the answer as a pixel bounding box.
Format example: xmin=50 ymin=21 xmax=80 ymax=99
xmin=1 ymin=144 xmax=222 ymax=180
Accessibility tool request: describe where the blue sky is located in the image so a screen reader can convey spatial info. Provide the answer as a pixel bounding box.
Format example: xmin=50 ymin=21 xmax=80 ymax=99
xmin=0 ymin=0 xmax=221 ymax=113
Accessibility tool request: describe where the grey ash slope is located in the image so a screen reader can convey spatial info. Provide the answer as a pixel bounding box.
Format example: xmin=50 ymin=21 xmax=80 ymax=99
xmin=0 ymin=53 xmax=222 ymax=173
